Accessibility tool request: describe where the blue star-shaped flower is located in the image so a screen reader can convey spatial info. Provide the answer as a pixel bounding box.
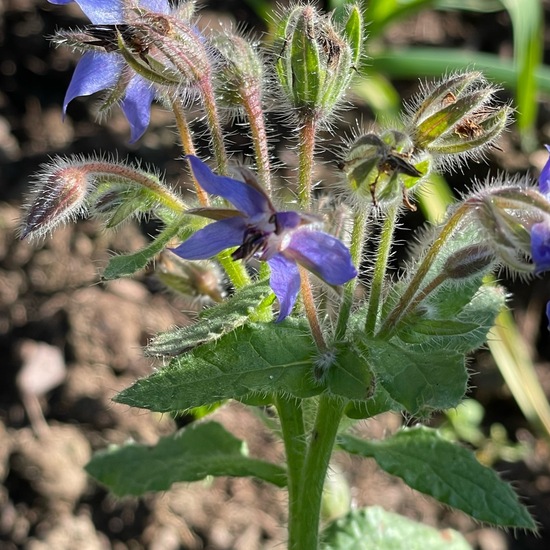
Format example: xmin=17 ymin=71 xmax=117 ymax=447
xmin=171 ymin=156 xmax=358 ymax=321
xmin=49 ymin=0 xmax=171 ymax=142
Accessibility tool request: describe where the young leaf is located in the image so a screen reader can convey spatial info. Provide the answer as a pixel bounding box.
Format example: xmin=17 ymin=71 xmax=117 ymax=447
xmin=146 ymin=280 xmax=274 ymax=356
xmin=338 ymin=427 xmax=536 ymax=529
xmin=360 ymin=338 xmax=468 ymax=415
xmin=86 ymin=421 xmax=286 ymax=496
xmin=102 ymin=222 xmax=183 ymax=280
xmin=326 ymin=344 xmax=374 ymax=401
xmin=116 ymin=319 xmax=322 ymax=412
xmin=396 ymin=283 xmax=506 ymax=353
xmin=321 ymin=506 xmax=471 ymax=550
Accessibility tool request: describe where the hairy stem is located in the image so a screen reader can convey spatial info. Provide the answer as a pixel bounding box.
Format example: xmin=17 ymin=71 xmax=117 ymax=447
xmin=365 ymin=203 xmax=399 ymax=336
xmin=297 ymin=116 xmax=318 ymax=209
xmin=275 ymin=396 xmax=307 ymax=547
xmin=291 ymin=395 xmax=346 ymax=550
xmin=335 ymin=208 xmax=368 ymax=340
xmin=377 ymin=202 xmax=471 ymax=337
xmin=170 ymin=98 xmax=209 ymax=207
xmin=242 ymin=87 xmax=271 ymax=193
xmin=300 ymin=266 xmax=326 ymax=350
xmin=200 ymin=78 xmax=229 ymax=175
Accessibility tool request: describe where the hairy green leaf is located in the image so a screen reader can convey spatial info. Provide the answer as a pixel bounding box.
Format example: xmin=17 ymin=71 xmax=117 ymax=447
xmin=338 ymin=427 xmax=536 ymax=529
xmin=146 ymin=281 xmax=274 ymax=356
xmin=116 ymin=319 xmax=322 ymax=412
xmin=86 ymin=421 xmax=286 ymax=496
xmin=321 ymin=506 xmax=471 ymax=549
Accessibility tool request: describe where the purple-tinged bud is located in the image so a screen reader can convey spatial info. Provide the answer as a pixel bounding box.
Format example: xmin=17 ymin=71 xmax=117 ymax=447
xmin=441 ymin=244 xmax=496 ymax=280
xmin=469 ymin=184 xmax=550 ymax=274
xmin=340 ymin=130 xmax=431 ymax=210
xmin=21 ymin=158 xmax=92 ymax=240
xmin=406 ymin=71 xmax=510 ymax=166
xmin=274 ymin=5 xmax=357 ymax=122
xmin=155 ymin=251 xmax=225 ymax=304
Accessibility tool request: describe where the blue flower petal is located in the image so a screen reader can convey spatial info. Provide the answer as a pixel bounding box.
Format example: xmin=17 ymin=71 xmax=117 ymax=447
xmin=268 ymin=255 xmax=301 ymax=322
xmin=140 ymin=0 xmax=171 ymax=14
xmin=546 ymin=301 xmax=550 ymax=332
xmin=187 ymin=156 xmax=271 ymax=219
xmin=285 ymin=229 xmax=357 ymax=285
xmin=171 ymin=217 xmax=247 ymax=260
xmin=49 ymin=0 xmax=124 ymax=24
xmin=121 ymin=75 xmax=155 ymax=143
xmin=531 ymin=219 xmax=550 ymax=273
xmin=63 ymin=51 xmax=122 ymax=112
xmin=540 ymin=144 xmax=550 ymax=197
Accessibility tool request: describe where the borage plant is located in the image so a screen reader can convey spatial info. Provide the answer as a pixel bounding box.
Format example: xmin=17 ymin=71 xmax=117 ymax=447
xmin=23 ymin=0 xmax=542 ymax=547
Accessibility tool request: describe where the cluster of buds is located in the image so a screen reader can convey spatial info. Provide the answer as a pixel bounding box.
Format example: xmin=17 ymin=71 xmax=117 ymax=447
xmin=340 ymin=71 xmax=510 ymax=210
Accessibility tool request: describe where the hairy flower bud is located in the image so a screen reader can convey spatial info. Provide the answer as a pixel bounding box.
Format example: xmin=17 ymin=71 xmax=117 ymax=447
xmin=21 ymin=158 xmax=93 ymax=240
xmin=212 ymin=31 xmax=264 ymax=111
xmin=340 ymin=130 xmax=431 ymax=209
xmin=156 ymin=251 xmax=225 ymax=303
xmin=441 ymin=244 xmax=496 ymax=280
xmin=469 ymin=184 xmax=550 ymax=274
xmin=406 ymin=71 xmax=510 ymax=165
xmin=274 ymin=4 xmax=358 ymax=121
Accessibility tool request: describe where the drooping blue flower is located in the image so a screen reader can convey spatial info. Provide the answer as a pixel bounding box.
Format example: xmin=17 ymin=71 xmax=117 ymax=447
xmin=531 ymin=145 xmax=550 ymax=273
xmin=171 ymin=156 xmax=358 ymax=321
xmin=49 ymin=0 xmax=171 ymax=142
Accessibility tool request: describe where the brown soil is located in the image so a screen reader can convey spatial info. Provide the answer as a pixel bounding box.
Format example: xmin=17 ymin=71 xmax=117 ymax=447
xmin=1 ymin=1 xmax=550 ymax=549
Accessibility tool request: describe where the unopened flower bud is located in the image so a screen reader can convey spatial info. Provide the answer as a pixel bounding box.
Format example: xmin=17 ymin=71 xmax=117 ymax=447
xmin=441 ymin=244 xmax=496 ymax=280
xmin=407 ymin=71 xmax=510 ymax=163
xmin=274 ymin=5 xmax=357 ymax=121
xmin=212 ymin=31 xmax=264 ymax=111
xmin=155 ymin=251 xmax=225 ymax=303
xmin=340 ymin=130 xmax=431 ymax=209
xmin=21 ymin=158 xmax=92 ymax=240
xmin=469 ymin=184 xmax=550 ymax=274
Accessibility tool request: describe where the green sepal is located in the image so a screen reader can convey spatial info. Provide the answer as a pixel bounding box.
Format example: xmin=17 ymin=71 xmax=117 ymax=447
xmin=115 ymin=319 xmax=323 ymax=413
xmin=146 ymin=280 xmax=274 ymax=356
xmin=321 ymin=506 xmax=471 ymax=550
xmin=86 ymin=421 xmax=286 ymax=497
xmin=343 ymin=4 xmax=363 ymax=69
xmin=102 ymin=221 xmax=183 ymax=280
xmin=414 ymin=90 xmax=491 ymax=148
xmin=428 ymin=106 xmax=510 ymax=155
xmin=410 ymin=71 xmax=482 ymax=126
xmin=338 ymin=427 xmax=536 ymax=529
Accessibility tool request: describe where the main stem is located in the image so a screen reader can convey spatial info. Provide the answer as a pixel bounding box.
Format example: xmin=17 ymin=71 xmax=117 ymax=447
xmin=290 ymin=394 xmax=346 ymax=550
xmin=275 ymin=396 xmax=307 ymax=546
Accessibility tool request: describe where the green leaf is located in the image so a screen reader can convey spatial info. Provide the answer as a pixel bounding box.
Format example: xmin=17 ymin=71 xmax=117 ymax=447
xmin=146 ymin=281 xmax=274 ymax=356
xmin=338 ymin=427 xmax=536 ymax=529
xmin=321 ymin=506 xmax=471 ymax=550
xmin=86 ymin=421 xmax=286 ymax=496
xmin=396 ymin=283 xmax=505 ymax=353
xmin=326 ymin=344 xmax=374 ymax=402
xmin=102 ymin=222 xmax=182 ymax=280
xmin=360 ymin=339 xmax=467 ymax=415
xmin=116 ymin=319 xmax=322 ymax=412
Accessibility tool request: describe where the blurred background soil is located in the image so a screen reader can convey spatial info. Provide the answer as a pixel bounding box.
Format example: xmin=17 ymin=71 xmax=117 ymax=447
xmin=1 ymin=1 xmax=550 ymax=549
